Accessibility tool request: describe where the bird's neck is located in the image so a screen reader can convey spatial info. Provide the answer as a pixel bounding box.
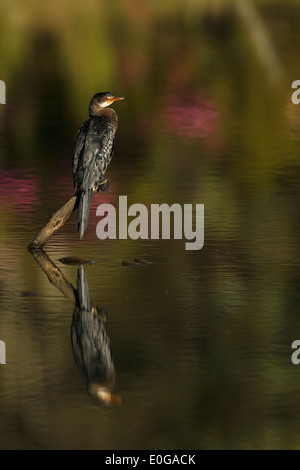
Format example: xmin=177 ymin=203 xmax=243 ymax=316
xmin=90 ymin=108 xmax=117 ymax=118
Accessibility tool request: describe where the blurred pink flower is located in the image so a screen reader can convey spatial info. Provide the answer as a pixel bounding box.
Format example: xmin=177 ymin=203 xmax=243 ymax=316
xmin=0 ymin=170 xmax=39 ymax=215
xmin=162 ymin=93 xmax=225 ymax=153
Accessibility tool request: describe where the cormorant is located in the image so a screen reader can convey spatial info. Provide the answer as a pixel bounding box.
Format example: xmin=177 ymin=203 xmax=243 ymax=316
xmin=73 ymin=92 xmax=124 ymax=240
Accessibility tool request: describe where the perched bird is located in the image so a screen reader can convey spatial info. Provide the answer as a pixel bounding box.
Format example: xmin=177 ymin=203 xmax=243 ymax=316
xmin=73 ymin=92 xmax=124 ymax=240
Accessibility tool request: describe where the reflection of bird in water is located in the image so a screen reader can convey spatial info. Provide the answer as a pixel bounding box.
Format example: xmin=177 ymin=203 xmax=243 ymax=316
xmin=73 ymin=92 xmax=124 ymax=240
xmin=71 ymin=265 xmax=120 ymax=404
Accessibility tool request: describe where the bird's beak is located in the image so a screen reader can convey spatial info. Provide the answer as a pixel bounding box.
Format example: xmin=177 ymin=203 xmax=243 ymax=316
xmin=110 ymin=96 xmax=125 ymax=103
xmin=97 ymin=390 xmax=122 ymax=404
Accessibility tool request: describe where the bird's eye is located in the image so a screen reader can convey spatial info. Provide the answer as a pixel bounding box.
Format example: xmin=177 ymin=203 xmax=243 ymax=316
xmin=105 ymin=97 xmax=108 ymax=100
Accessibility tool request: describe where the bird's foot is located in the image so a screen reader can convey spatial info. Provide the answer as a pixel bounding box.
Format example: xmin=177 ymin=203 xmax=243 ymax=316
xmin=98 ymin=178 xmax=109 ymax=194
xmin=92 ymin=304 xmax=108 ymax=321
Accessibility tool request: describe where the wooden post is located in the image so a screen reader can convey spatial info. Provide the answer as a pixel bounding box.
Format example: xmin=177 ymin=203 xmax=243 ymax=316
xmin=28 ymin=180 xmax=108 ymax=249
xmin=28 ymin=195 xmax=77 ymax=250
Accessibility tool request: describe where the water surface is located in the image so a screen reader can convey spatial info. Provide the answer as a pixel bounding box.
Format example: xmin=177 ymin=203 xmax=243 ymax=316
xmin=1 ymin=0 xmax=300 ymax=450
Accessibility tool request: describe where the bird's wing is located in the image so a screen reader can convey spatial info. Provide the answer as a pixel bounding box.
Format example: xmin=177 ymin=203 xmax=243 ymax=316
xmin=72 ymin=118 xmax=91 ymax=192
xmin=81 ymin=117 xmax=115 ymax=191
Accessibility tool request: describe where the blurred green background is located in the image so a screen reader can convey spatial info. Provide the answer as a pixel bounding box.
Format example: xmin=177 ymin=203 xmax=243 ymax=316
xmin=1 ymin=0 xmax=300 ymax=450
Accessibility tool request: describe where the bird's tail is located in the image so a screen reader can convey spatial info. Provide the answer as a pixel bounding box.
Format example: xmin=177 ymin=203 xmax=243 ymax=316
xmin=77 ymin=189 xmax=93 ymax=240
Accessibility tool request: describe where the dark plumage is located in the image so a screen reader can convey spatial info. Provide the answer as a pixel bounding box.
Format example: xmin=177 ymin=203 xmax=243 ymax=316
xmin=73 ymin=92 xmax=124 ymax=240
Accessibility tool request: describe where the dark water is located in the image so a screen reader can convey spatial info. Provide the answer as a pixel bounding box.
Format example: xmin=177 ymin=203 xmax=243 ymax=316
xmin=1 ymin=0 xmax=300 ymax=450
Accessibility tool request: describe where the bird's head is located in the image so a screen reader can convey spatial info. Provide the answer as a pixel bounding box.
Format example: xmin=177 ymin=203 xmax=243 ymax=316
xmin=89 ymin=92 xmax=124 ymax=116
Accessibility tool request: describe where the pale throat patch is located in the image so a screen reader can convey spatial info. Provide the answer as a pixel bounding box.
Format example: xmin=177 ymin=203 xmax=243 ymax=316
xmin=100 ymin=100 xmax=113 ymax=108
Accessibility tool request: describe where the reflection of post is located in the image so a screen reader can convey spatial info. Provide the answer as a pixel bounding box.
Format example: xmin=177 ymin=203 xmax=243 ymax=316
xmin=28 ymin=247 xmax=76 ymax=303
xmin=0 ymin=340 xmax=6 ymax=364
